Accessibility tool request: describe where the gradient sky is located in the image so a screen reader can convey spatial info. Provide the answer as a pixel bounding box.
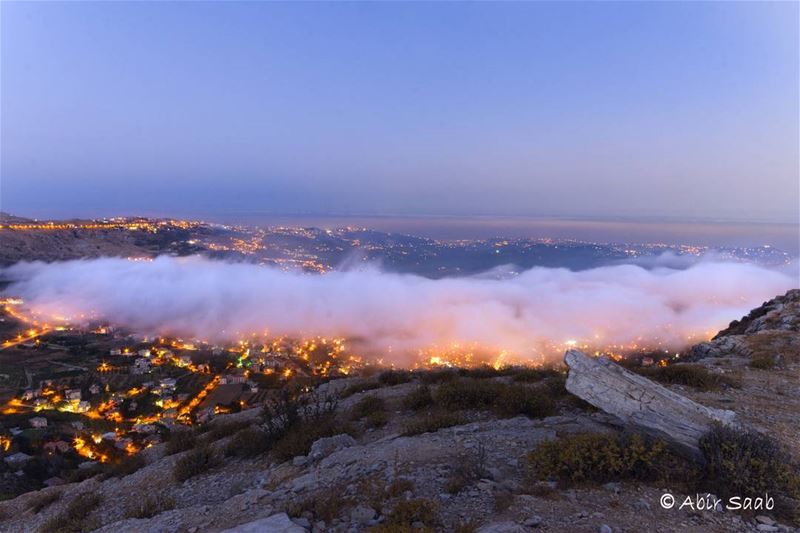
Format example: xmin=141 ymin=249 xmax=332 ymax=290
xmin=1 ymin=1 xmax=798 ymax=223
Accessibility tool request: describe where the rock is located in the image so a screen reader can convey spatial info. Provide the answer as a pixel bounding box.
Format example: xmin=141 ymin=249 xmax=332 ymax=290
xmin=523 ymin=515 xmax=543 ymax=527
xmin=308 ymin=434 xmax=356 ymax=461
xmin=599 ymin=525 xmax=613 ymax=533
xmin=602 ymin=482 xmax=621 ymax=494
xmin=220 ymin=512 xmax=307 ymax=533
xmin=756 ymin=525 xmax=779 ymax=532
xmin=350 ymin=505 xmax=376 ymax=525
xmin=476 ymin=522 xmax=528 ymax=533
xmin=564 ymin=349 xmax=736 ymax=460
xmin=634 ymin=498 xmax=651 ymax=511
xmin=292 ymin=455 xmax=308 ymax=467
xmin=292 ymin=517 xmax=311 ymax=528
xmin=756 ymin=516 xmax=776 ymax=526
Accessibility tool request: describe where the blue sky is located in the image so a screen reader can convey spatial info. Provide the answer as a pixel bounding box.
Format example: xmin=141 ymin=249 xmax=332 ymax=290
xmin=1 ymin=1 xmax=797 ymax=223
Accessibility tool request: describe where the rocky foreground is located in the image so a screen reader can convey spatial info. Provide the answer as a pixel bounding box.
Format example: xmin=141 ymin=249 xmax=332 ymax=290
xmin=1 ymin=290 xmax=799 ymax=533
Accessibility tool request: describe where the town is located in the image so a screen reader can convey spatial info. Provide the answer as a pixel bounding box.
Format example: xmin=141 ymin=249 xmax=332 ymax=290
xmin=0 ymin=297 xmax=363 ymax=498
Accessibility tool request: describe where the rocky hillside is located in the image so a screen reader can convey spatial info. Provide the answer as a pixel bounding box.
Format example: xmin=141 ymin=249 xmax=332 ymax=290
xmin=0 ymin=291 xmax=798 ymax=533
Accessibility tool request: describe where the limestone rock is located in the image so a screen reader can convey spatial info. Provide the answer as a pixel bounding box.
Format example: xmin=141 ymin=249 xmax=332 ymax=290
xmin=564 ymin=349 xmax=736 ymax=459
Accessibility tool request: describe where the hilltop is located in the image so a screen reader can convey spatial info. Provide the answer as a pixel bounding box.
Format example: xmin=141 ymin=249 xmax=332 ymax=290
xmin=0 ymin=290 xmax=797 ymax=532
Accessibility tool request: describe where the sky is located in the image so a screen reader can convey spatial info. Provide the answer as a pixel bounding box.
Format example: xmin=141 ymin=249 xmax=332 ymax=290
xmin=1 ymin=1 xmax=798 ymax=225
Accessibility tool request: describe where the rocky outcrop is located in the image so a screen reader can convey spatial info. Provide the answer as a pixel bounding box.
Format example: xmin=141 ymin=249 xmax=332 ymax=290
xmin=713 ymin=289 xmax=800 ymax=338
xmin=686 ymin=289 xmax=800 ymax=363
xmin=564 ymin=349 xmax=736 ymax=460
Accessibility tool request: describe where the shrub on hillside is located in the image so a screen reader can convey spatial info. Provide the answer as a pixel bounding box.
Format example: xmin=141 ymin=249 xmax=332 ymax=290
xmin=378 ymin=370 xmax=412 ymax=386
xmin=27 ymin=490 xmax=62 ymax=513
xmin=402 ymin=410 xmax=465 ymax=436
xmin=351 ymin=395 xmax=386 ymax=420
xmin=224 ymin=427 xmax=272 ymax=458
xmin=434 ymin=379 xmax=502 ymax=410
xmin=402 ymin=385 xmax=433 ymax=411
xmin=493 ymin=384 xmax=555 ymax=419
xmin=700 ymin=424 xmax=800 ymax=518
xmin=526 ymin=432 xmax=680 ymax=485
xmin=165 ymin=428 xmax=196 ymax=455
xmin=39 ymin=491 xmax=102 ymax=533
xmin=637 ymin=363 xmax=740 ymax=390
xmin=173 ymin=445 xmax=216 ymax=482
xmin=123 ymin=493 xmax=175 ymax=519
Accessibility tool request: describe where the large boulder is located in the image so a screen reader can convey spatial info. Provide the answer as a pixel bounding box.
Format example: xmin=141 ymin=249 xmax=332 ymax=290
xmin=564 ymin=349 xmax=736 ymax=460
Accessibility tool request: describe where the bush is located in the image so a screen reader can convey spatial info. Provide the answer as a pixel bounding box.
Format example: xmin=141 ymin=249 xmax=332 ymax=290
xmin=749 ymin=356 xmax=775 ymax=370
xmin=493 ymin=384 xmax=555 ymax=419
xmin=445 ymin=443 xmax=487 ymax=494
xmin=526 ymin=432 xmax=678 ymax=485
xmin=27 ymin=490 xmax=61 ymax=513
xmin=165 ymin=428 xmax=196 ymax=455
xmin=39 ymin=491 xmax=102 ymax=533
xmin=271 ymin=415 xmax=346 ymax=462
xmin=351 ymin=395 xmax=386 ymax=420
xmin=402 ymin=385 xmax=433 ymax=411
xmin=402 ymin=411 xmax=465 ymax=436
xmin=285 ymin=489 xmax=354 ymax=523
xmin=224 ymin=427 xmax=272 ymax=458
xmin=103 ymin=453 xmax=146 ymax=479
xmin=700 ymin=425 xmax=799 ymax=518
xmin=340 ymin=380 xmax=381 ymax=399
xmin=204 ymin=419 xmax=251 ymax=441
xmin=378 ymin=370 xmax=412 ymax=386
xmin=173 ymin=445 xmax=216 ymax=482
xmin=124 ymin=493 xmax=175 ymax=519
xmin=510 ymin=367 xmax=562 ymax=383
xmin=434 ymin=379 xmax=502 ymax=410
xmin=366 ymin=410 xmax=388 ymax=429
xmin=638 ymin=363 xmax=739 ymax=390
xmin=384 ymin=498 xmax=438 ymax=527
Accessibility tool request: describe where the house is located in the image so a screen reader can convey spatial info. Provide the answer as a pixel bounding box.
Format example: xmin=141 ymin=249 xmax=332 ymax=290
xmin=219 ymin=374 xmax=246 ymax=385
xmin=132 ymin=358 xmax=151 ymax=375
xmin=137 ymin=349 xmax=151 ymax=358
xmin=109 ymin=349 xmax=122 ymax=356
xmin=66 ymin=389 xmax=82 ymax=401
xmin=29 ymin=417 xmax=47 ymax=429
xmin=4 ymin=452 xmax=32 ymax=468
xmin=89 ymin=384 xmax=101 ymax=395
xmin=43 ymin=441 xmax=71 ymax=453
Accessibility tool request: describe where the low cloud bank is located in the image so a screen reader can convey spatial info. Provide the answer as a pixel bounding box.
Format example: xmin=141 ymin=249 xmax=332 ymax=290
xmin=2 ymin=256 xmax=796 ymax=364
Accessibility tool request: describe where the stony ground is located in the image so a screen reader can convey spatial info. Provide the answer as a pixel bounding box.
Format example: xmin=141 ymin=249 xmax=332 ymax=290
xmin=1 ymin=290 xmax=798 ymax=533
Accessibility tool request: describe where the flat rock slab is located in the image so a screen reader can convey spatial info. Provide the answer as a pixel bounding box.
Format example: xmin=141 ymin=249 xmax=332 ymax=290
xmin=564 ymin=349 xmax=736 ymax=460
xmin=219 ymin=512 xmax=307 ymax=533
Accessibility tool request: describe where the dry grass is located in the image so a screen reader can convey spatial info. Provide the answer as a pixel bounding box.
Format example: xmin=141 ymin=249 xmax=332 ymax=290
xmin=38 ymin=491 xmax=102 ymax=533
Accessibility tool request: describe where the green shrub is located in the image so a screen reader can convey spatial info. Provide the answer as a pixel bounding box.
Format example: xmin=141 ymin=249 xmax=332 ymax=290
xmin=366 ymin=410 xmax=388 ymax=429
xmin=402 ymin=411 xmax=465 ymax=436
xmin=493 ymin=384 xmax=555 ymax=419
xmin=351 ymin=395 xmax=386 ymax=420
xmin=526 ymin=432 xmax=678 ymax=485
xmin=418 ymin=368 xmax=459 ymax=385
xmin=700 ymin=425 xmax=799 ymax=518
xmin=402 ymin=385 xmax=433 ymax=411
xmin=173 ymin=445 xmax=216 ymax=482
xmin=434 ymin=379 xmax=502 ymax=410
xmin=271 ymin=415 xmax=346 ymax=461
xmin=638 ymin=363 xmax=740 ymax=390
xmin=224 ymin=427 xmax=272 ymax=458
xmin=39 ymin=491 xmax=102 ymax=533
xmin=749 ymin=356 xmax=775 ymax=370
xmin=123 ymin=493 xmax=175 ymax=519
xmin=165 ymin=428 xmax=196 ymax=455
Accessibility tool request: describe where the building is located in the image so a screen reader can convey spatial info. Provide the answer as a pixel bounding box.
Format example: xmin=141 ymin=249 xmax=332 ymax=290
xmin=29 ymin=417 xmax=48 ymax=429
